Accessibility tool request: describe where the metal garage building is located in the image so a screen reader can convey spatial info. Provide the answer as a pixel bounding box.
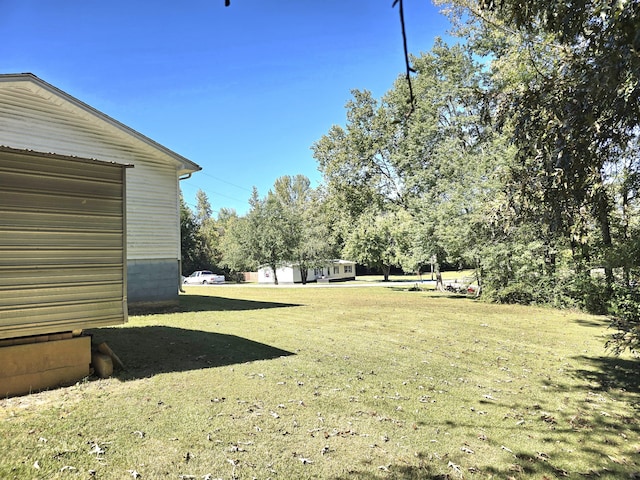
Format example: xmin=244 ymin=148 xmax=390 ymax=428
xmin=0 ymin=74 xmax=201 ymax=395
xmin=0 ymin=73 xmax=201 ymax=308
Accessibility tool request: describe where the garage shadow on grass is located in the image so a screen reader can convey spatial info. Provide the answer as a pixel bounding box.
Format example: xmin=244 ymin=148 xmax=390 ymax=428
xmin=86 ymin=326 xmax=294 ymax=381
xmin=129 ymin=295 xmax=303 ymax=315
xmin=179 ymin=294 xmax=303 ymax=312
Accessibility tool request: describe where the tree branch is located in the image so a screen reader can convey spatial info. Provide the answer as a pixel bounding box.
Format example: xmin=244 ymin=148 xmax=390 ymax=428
xmin=393 ymin=0 xmax=416 ymax=116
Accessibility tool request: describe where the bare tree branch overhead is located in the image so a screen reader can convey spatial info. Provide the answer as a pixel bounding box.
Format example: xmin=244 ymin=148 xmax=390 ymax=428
xmin=223 ymin=1 xmax=416 ymax=112
xmin=392 ymin=0 xmax=417 ymax=115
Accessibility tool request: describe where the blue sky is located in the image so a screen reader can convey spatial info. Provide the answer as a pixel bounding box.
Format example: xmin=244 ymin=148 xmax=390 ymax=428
xmin=1 ymin=0 xmax=452 ymax=215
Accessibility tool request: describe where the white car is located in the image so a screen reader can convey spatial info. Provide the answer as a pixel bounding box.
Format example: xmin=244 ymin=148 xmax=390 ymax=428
xmin=183 ymin=270 xmax=225 ymax=285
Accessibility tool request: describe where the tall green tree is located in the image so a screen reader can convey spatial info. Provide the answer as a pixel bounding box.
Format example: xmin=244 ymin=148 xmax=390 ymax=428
xmin=344 ymin=208 xmax=413 ymax=281
xmin=180 ymin=193 xmax=206 ymax=275
xmin=436 ymin=0 xmax=640 ymax=347
xmin=195 ymin=189 xmax=221 ymax=271
xmin=221 ymin=177 xmax=336 ymax=285
xmin=272 ymin=175 xmax=336 ymax=284
xmin=240 ymin=187 xmax=296 ymax=285
xmin=314 ymin=40 xmax=508 ymax=286
xmin=219 ymin=213 xmax=252 ymax=278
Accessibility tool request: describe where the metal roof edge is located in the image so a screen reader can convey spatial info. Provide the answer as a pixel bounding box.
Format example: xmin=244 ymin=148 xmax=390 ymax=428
xmin=0 ymin=144 xmax=135 ymax=168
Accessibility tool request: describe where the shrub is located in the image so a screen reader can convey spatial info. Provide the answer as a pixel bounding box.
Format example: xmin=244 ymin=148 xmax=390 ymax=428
xmin=493 ymin=282 xmax=535 ymax=305
xmin=607 ymin=285 xmax=640 ymax=357
xmin=568 ymin=274 xmax=611 ymax=315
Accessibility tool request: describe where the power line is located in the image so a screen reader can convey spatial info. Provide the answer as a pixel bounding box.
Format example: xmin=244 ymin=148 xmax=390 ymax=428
xmin=198 ymin=171 xmax=253 ymax=193
xmin=180 ymin=180 xmax=248 ymax=205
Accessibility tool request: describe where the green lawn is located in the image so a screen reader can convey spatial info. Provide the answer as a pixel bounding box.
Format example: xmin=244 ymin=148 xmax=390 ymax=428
xmin=1 ymin=286 xmax=639 ymax=479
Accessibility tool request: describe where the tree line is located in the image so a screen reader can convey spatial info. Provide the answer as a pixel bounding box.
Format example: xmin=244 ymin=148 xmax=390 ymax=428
xmin=182 ymin=0 xmax=640 ymax=354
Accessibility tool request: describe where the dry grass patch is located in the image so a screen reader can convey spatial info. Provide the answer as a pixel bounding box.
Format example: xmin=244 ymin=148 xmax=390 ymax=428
xmin=1 ymin=286 xmax=639 ymax=479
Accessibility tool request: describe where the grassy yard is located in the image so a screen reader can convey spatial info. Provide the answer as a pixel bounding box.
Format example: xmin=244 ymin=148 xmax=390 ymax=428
xmin=1 ymin=286 xmax=639 ymax=479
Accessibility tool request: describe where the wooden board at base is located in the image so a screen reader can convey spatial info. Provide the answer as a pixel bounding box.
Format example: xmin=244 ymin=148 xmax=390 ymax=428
xmin=0 ymin=336 xmax=91 ymax=397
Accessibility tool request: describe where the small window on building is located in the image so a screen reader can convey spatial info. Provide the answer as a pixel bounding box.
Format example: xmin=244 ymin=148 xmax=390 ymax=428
xmin=344 ymin=265 xmax=353 ymax=273
xmin=314 ymin=268 xmax=323 ymax=276
xmin=333 ymin=266 xmax=340 ymax=274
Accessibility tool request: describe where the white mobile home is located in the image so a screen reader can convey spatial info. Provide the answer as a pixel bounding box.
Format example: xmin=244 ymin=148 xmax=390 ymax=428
xmin=258 ymin=260 xmax=356 ymax=284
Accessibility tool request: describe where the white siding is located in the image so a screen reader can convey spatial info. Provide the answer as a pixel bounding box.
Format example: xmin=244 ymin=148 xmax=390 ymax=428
xmin=125 ymin=161 xmax=179 ymax=259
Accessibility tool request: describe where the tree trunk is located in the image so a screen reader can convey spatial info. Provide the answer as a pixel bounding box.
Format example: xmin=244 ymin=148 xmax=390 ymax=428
xmin=382 ymin=265 xmax=391 ymax=282
xmin=594 ymin=187 xmax=614 ymax=295
xmin=621 ymin=182 xmax=631 ymax=285
xmin=544 ymin=236 xmax=556 ymax=279
xmin=271 ymin=263 xmax=279 ymax=285
xmin=474 ymin=258 xmax=483 ymax=297
xmin=434 ymin=260 xmax=445 ymax=292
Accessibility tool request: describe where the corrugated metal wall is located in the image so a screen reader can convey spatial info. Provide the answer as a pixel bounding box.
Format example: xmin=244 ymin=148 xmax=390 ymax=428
xmin=0 ymin=148 xmax=127 ymax=339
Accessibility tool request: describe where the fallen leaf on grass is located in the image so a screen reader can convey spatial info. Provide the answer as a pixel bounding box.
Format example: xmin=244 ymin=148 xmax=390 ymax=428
xmin=448 ymin=461 xmax=463 ymax=475
xmin=607 ymin=455 xmax=628 ymax=464
xmin=540 ymin=413 xmax=557 ymax=424
xmin=461 ymin=446 xmax=474 ymax=454
xmin=60 ymin=465 xmax=76 ymax=472
xmin=128 ymin=470 xmax=141 ymax=478
xmin=88 ymin=443 xmax=105 ymax=456
xmin=298 ymin=457 xmax=313 ymax=464
xmin=536 ymin=452 xmax=550 ymax=461
xmin=508 ymin=464 xmax=523 ymax=473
